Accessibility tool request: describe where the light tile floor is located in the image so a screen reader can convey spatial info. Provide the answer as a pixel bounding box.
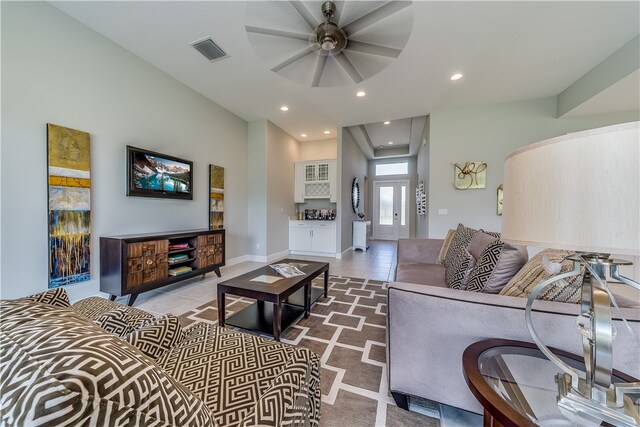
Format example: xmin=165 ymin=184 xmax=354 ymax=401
xmin=122 ymin=240 xmax=481 ymax=426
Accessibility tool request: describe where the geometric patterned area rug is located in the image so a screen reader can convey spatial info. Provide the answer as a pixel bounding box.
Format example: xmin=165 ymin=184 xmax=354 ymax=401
xmin=179 ymin=275 xmax=440 ymax=427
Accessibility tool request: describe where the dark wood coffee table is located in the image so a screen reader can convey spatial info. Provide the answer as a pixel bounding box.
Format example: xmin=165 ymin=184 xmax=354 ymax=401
xmin=217 ymin=259 xmax=329 ymax=341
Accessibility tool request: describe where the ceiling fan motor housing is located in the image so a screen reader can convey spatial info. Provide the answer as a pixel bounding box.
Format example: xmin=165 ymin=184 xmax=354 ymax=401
xmin=316 ymin=1 xmax=347 ymax=54
xmin=316 ymin=22 xmax=347 ymax=53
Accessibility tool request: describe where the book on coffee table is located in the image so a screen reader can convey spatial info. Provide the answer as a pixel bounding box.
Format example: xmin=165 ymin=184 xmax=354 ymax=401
xmin=270 ymin=263 xmax=306 ymax=278
xmin=249 ymin=275 xmax=282 ymax=284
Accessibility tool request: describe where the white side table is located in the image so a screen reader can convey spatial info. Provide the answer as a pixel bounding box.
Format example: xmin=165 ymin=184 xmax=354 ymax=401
xmin=352 ymin=221 xmax=370 ymax=251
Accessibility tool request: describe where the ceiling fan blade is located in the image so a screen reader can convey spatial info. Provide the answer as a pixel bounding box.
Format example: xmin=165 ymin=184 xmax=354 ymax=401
xmin=345 ymin=40 xmax=401 ymax=58
xmin=289 ymin=1 xmax=318 ymax=30
xmin=271 ymin=46 xmax=318 ymax=72
xmin=342 ymin=1 xmax=411 ymax=37
xmin=245 ymin=26 xmax=309 ymax=42
xmin=334 ymin=53 xmax=363 ymax=84
xmin=311 ymin=54 xmax=328 ymax=87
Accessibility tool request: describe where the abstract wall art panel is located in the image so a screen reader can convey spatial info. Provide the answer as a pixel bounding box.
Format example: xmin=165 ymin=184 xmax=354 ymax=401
xmin=47 ymin=123 xmax=91 ymax=288
xmin=454 ymin=161 xmax=487 ymax=190
xmin=209 ymin=164 xmax=224 ymax=229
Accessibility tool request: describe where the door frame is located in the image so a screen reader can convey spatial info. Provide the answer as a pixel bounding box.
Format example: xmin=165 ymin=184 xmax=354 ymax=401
xmin=372 ymin=180 xmax=410 ymax=240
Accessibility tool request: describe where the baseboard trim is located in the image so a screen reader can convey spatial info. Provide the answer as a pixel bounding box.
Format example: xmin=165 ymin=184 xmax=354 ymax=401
xmin=290 ymin=250 xmax=338 ymax=259
xmin=224 ymin=255 xmax=249 ymax=267
xmin=336 ymin=247 xmax=352 ymax=259
xmin=245 ymin=249 xmax=291 ymax=264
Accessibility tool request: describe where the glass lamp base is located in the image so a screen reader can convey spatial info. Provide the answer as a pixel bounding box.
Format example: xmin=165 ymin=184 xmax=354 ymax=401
xmin=556 ymin=374 xmax=640 ymax=426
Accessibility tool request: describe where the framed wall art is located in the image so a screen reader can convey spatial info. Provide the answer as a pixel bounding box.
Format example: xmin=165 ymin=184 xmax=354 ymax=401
xmin=47 ymin=123 xmax=91 ymax=288
xmin=209 ymin=164 xmax=224 ymax=229
xmin=454 ymin=161 xmax=487 ymax=190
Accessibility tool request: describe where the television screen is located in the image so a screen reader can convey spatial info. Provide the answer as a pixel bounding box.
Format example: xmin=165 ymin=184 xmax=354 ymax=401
xmin=127 ymin=146 xmax=193 ymax=200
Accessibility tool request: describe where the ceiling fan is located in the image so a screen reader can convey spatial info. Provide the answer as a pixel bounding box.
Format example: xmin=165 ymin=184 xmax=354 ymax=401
xmin=245 ymin=1 xmax=413 ymax=87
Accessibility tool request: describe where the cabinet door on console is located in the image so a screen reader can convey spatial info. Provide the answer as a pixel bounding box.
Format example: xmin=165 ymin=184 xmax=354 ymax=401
xmin=127 ymin=243 xmax=144 ymax=287
xmin=127 ymin=240 xmax=169 ymax=287
xmin=197 ymin=235 xmax=209 ymax=269
xmin=212 ymin=233 xmax=224 ymax=265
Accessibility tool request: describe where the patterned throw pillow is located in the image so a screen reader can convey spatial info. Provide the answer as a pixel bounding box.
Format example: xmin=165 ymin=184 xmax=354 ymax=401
xmin=92 ymin=307 xmax=153 ymax=337
xmin=436 ymin=229 xmax=456 ymax=265
xmin=125 ymin=315 xmax=185 ymax=359
xmin=0 ymin=299 xmax=216 ymax=427
xmin=467 ymin=241 xmax=528 ymax=293
xmin=467 ymin=240 xmax=504 ymax=292
xmin=500 ymin=249 xmax=585 ymax=302
xmin=444 ymin=224 xmax=479 ymax=289
xmin=21 ymin=287 xmax=70 ymax=308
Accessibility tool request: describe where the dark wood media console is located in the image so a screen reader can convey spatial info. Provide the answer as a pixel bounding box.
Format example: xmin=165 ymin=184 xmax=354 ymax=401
xmin=100 ymin=229 xmax=225 ymax=306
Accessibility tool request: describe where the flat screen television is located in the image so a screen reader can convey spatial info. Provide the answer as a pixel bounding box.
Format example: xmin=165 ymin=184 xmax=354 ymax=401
xmin=127 ymin=146 xmax=193 ymax=200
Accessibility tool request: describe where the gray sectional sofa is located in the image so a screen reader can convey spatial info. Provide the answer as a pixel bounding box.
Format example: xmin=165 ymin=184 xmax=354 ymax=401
xmin=387 ymin=236 xmax=640 ymax=414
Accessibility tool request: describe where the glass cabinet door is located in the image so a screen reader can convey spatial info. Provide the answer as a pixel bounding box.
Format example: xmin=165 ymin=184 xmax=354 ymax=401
xmin=317 ymin=163 xmax=329 ymax=181
xmin=305 ymin=164 xmax=316 ymax=182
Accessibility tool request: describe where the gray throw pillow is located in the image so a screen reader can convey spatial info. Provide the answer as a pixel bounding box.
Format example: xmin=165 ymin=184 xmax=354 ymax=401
xmin=467 ymin=241 xmax=528 ymax=293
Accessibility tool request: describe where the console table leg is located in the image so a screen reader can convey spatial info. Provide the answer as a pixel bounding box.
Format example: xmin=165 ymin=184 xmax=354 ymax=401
xmin=109 ymin=295 xmax=117 ymax=302
xmin=273 ymin=302 xmax=282 ymax=341
xmin=127 ymin=293 xmax=138 ymax=307
xmin=214 ymin=267 xmax=222 ymax=278
xmin=391 ymin=391 xmax=409 ymax=410
xmin=217 ymin=292 xmax=226 ymax=326
xmin=323 ymin=269 xmax=329 ymax=298
xmin=304 ymin=283 xmax=311 ymax=318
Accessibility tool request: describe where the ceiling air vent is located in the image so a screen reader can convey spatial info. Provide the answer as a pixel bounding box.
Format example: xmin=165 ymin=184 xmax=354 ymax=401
xmin=191 ymin=38 xmax=228 ymax=62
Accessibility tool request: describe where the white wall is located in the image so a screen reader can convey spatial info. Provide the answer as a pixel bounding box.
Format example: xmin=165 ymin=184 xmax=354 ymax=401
xmin=1 ymin=2 xmax=249 ymax=300
xmin=339 ymin=128 xmax=369 ymax=252
xmin=266 ymin=121 xmax=299 ymax=255
xmin=428 ymin=96 xmax=639 ymax=238
xmin=298 ymin=138 xmax=337 ymax=161
xmin=416 ymin=116 xmax=431 ymax=238
xmin=247 ymin=120 xmax=268 ymax=257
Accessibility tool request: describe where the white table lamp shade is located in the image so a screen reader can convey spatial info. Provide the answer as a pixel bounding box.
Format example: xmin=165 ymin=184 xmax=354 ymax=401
xmin=502 ymin=121 xmax=640 ymax=256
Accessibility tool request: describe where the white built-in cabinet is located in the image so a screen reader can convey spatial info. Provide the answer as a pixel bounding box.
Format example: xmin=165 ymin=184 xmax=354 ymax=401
xmin=294 ymin=159 xmax=337 ymax=203
xmin=289 ymin=221 xmax=336 ymax=256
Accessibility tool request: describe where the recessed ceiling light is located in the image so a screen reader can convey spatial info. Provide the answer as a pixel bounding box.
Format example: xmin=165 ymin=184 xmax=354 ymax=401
xmin=450 ymin=73 xmax=463 ymax=81
xmin=301 ymin=133 xmax=307 ymax=137
xmin=356 ymin=91 xmax=366 ymax=97
xmin=280 ymin=105 xmax=289 ymax=111
xmin=388 ymin=141 xmax=394 ymax=145
xmin=323 ymin=130 xmax=331 ymax=134
xmin=383 ymin=121 xmax=390 ymax=125
xmin=379 ymin=145 xmax=384 ymax=148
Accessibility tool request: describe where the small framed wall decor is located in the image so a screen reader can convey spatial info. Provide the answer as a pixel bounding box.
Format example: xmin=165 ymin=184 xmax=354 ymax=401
xmin=497 ymin=184 xmax=504 ymax=216
xmin=416 ymin=181 xmax=426 ymax=215
xmin=454 ymin=161 xmax=487 ymax=189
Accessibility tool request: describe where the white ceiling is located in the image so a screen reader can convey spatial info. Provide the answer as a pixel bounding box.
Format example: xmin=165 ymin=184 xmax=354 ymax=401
xmin=52 ymin=1 xmax=639 ymax=146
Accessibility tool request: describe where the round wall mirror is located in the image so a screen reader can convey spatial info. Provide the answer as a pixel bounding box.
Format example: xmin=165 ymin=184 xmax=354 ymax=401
xmin=351 ymin=178 xmax=360 ymax=213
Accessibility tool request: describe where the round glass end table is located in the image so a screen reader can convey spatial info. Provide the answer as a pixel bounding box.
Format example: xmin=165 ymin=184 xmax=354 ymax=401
xmin=463 ymin=339 xmax=639 ymax=427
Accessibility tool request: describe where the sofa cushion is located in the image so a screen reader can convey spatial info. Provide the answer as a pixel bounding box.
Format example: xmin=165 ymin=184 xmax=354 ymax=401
xmin=20 ymin=287 xmax=70 ymax=308
xmin=125 ymin=314 xmax=185 ymax=359
xmin=156 ymin=322 xmax=321 ymax=427
xmin=72 ymin=296 xmax=156 ymax=320
xmin=467 ymin=240 xmax=528 ymax=293
xmin=395 ymin=262 xmax=447 ymax=287
xmin=436 ymin=229 xmax=456 ymax=264
xmin=443 ymin=224 xmax=479 ymax=289
xmin=0 ymin=299 xmax=215 ymax=427
xmin=92 ymin=306 xmax=155 ymax=337
xmin=500 ymin=249 xmax=585 ymax=302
